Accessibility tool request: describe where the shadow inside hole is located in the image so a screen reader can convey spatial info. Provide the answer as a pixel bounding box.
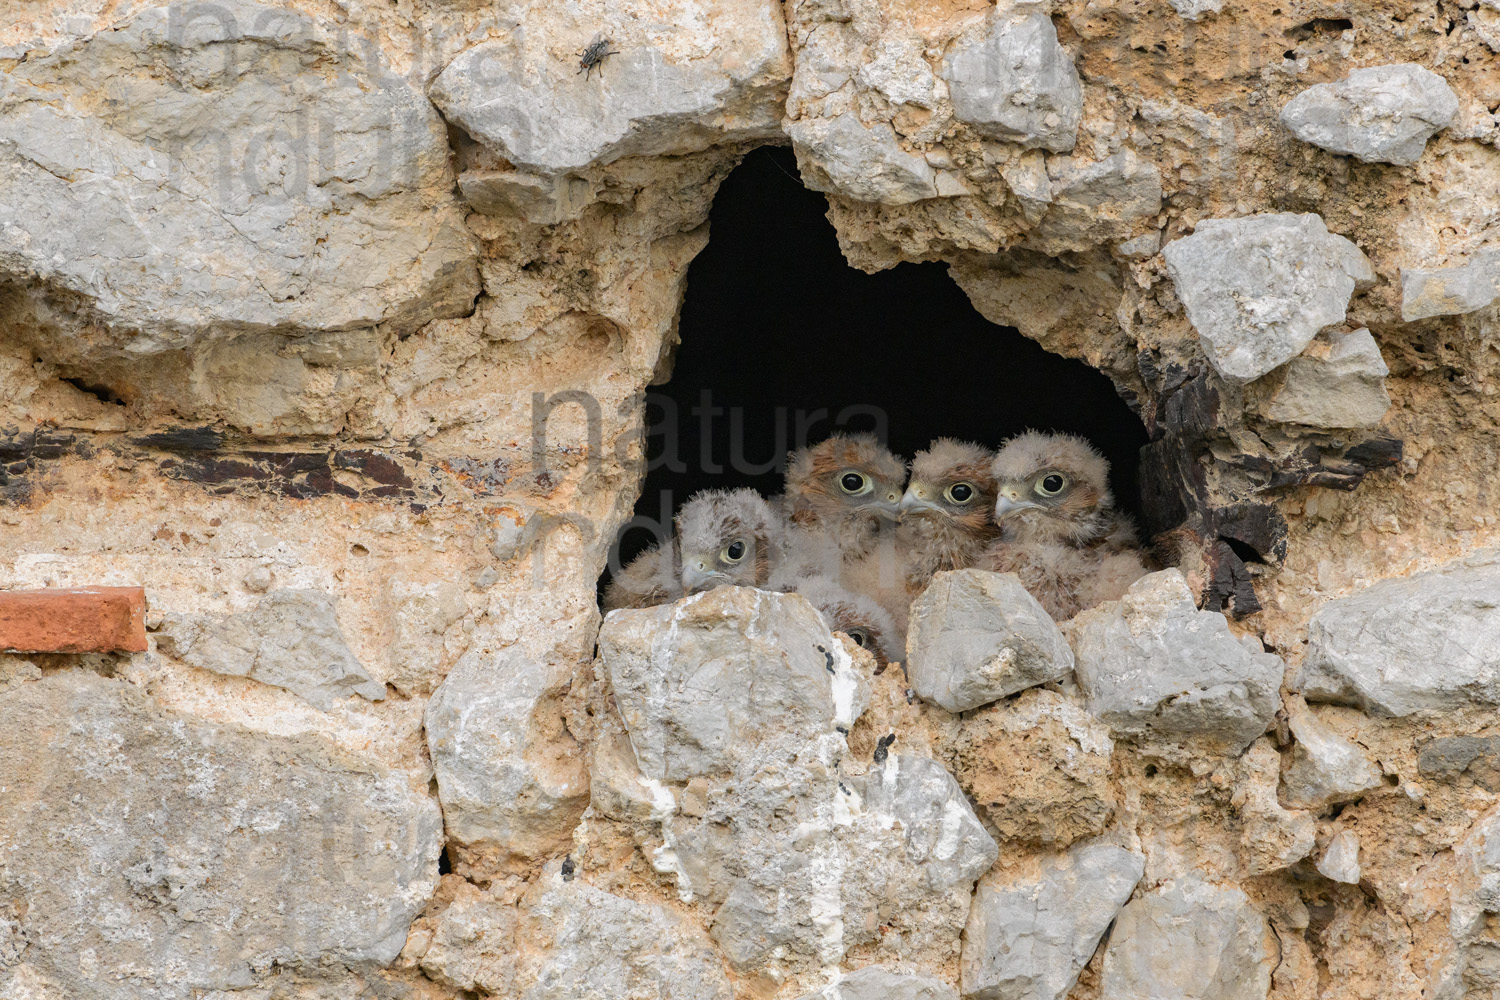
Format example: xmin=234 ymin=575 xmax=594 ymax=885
xmin=600 ymin=146 xmax=1149 ymax=596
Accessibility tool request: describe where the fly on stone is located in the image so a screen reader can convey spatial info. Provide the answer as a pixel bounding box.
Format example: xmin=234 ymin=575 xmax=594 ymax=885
xmin=578 ymin=35 xmax=619 ymax=79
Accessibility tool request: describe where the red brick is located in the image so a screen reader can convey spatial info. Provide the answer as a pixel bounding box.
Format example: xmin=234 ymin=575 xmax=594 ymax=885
xmin=0 ymin=587 xmax=148 ymax=653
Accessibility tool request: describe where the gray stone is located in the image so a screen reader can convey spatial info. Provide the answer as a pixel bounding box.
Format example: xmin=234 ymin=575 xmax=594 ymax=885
xmin=1117 ymin=233 xmax=1162 ymax=258
xmin=421 ymin=873 xmax=733 ymax=999
xmin=1294 ymin=553 xmax=1500 ymax=717
xmin=425 ymin=644 xmax=590 ymax=877
xmin=458 ymin=169 xmax=601 ymax=225
xmin=906 ymin=569 xmax=1075 ymax=714
xmin=1280 ymin=64 xmax=1459 ymax=166
xmin=1401 ymin=249 xmax=1500 ymax=321
xmin=429 ymin=3 xmax=789 ymax=176
xmin=600 ymin=587 xmax=870 ymax=782
xmin=1000 ymin=150 xmax=1053 ymax=223
xmin=1100 ymin=878 xmax=1275 ymax=1000
xmin=157 ymin=589 xmax=384 ymax=710
xmin=961 ymin=843 xmax=1144 ymax=1000
xmin=1279 ymin=696 xmax=1386 ymax=810
xmin=940 ymin=12 xmax=1083 ymax=151
xmin=1037 ymin=149 xmax=1164 ymax=248
xmin=598 ymin=589 xmax=990 ymax=973
xmin=0 ymin=0 xmax=478 ymax=357
xmin=1071 ymin=570 xmax=1281 ymax=750
xmin=1161 ymin=213 xmax=1374 ymax=383
xmin=0 ymin=671 xmax=441 ymax=1000
xmin=1419 ymin=735 xmax=1500 ymax=791
xmin=382 ymin=579 xmax=468 ymax=696
xmin=1237 ymin=738 xmax=1316 ymax=876
xmin=1318 ymin=831 xmax=1361 ymax=884
xmin=1168 ymin=0 xmax=1226 ymax=19
xmin=787 ymin=112 xmax=939 ymax=205
xmin=796 ymin=966 xmax=958 ymax=1000
xmin=1449 ymin=805 xmax=1500 ymax=995
xmin=1262 ymin=328 xmax=1391 ymax=429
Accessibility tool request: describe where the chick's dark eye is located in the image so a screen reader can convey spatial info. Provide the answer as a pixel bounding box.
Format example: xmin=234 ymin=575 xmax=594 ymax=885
xmin=840 ymin=472 xmax=868 ymax=494
xmin=723 ymin=540 xmax=747 ymax=562
xmin=846 ymin=629 xmax=868 ymax=647
xmin=1041 ymin=474 xmax=1065 ymax=495
xmin=946 ymin=483 xmax=974 ymax=503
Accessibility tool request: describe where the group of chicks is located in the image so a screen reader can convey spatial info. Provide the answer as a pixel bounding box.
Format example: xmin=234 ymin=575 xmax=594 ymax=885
xmin=603 ymin=431 xmax=1153 ymax=668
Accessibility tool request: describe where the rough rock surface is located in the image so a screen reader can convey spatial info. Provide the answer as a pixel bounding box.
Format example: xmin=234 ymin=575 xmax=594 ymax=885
xmin=1279 ymin=696 xmax=1386 ymax=810
xmin=420 ymin=872 xmax=734 ymax=999
xmin=1071 ymin=571 xmax=1282 ymax=750
xmin=1295 ymin=552 xmax=1500 ymax=716
xmin=939 ymin=12 xmax=1083 ymax=152
xmin=157 ymin=588 xmax=385 ymax=709
xmin=1318 ymin=830 xmax=1362 ymax=884
xmin=787 ymin=112 xmax=940 ymax=205
xmin=0 ymin=671 xmax=441 ymax=1000
xmin=961 ymin=842 xmax=1144 ymax=1000
xmin=945 ymin=688 xmax=1115 ymax=848
xmin=598 ymin=588 xmax=994 ymax=973
xmin=430 ymin=0 xmax=789 ymax=176
xmin=1162 ymin=213 xmax=1375 ymax=384
xmin=1236 ymin=737 xmax=1316 ymax=875
xmin=1401 ymin=249 xmax=1500 ymax=321
xmin=0 ymin=0 xmax=479 ymax=358
xmin=425 ymin=644 xmax=589 ymax=877
xmin=906 ymin=569 xmax=1074 ymax=714
xmin=1261 ymin=328 xmax=1392 ymax=429
xmin=1280 ymin=64 xmax=1459 ymax=165
xmin=1100 ymin=878 xmax=1276 ymax=1000
xmin=793 ymin=966 xmax=957 ymax=1000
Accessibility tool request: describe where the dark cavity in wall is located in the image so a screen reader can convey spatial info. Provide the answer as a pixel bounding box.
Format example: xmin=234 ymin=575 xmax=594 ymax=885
xmin=603 ymin=146 xmax=1149 ymax=583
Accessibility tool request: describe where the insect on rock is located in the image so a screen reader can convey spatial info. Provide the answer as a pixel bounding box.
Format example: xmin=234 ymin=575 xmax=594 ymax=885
xmin=578 ymin=35 xmax=619 ymax=79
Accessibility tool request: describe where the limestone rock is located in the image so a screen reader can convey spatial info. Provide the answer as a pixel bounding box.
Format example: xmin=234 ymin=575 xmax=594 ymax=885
xmin=1101 ymin=878 xmax=1275 ymax=1000
xmin=906 ymin=569 xmax=1075 ymax=714
xmin=1419 ymin=735 xmax=1500 ymax=791
xmin=787 ymin=113 xmax=939 ymax=206
xmin=383 ymin=579 xmax=468 ymax=696
xmin=429 ymin=1 xmax=790 ymax=176
xmin=1169 ymin=0 xmax=1226 ymax=19
xmin=1280 ymin=64 xmax=1459 ymax=165
xmin=598 ymin=589 xmax=990 ymax=973
xmin=157 ymin=589 xmax=384 ymax=710
xmin=1237 ymin=738 xmax=1316 ymax=876
xmin=1446 ymin=805 xmax=1500 ymax=995
xmin=961 ymin=842 xmax=1144 ymax=1000
xmin=1401 ymin=249 xmax=1500 ymax=321
xmin=0 ymin=0 xmax=479 ymax=358
xmin=940 ymin=12 xmax=1083 ymax=151
xmin=1262 ymin=328 xmax=1392 ymax=429
xmin=1318 ymin=831 xmax=1362 ymax=884
xmin=1161 ymin=213 xmax=1374 ymax=384
xmin=1294 ymin=553 xmax=1500 ymax=716
xmin=948 ymin=688 xmax=1115 ymax=847
xmin=1071 ymin=571 xmax=1282 ymax=750
xmin=421 ymin=874 xmax=733 ymax=999
xmin=425 ymin=645 xmax=589 ymax=877
xmin=1036 ymin=150 xmax=1164 ymax=250
xmin=795 ymin=966 xmax=958 ymax=1000
xmin=0 ymin=671 xmax=441 ymax=999
xmin=1279 ymin=696 xmax=1386 ymax=810
xmin=600 ymin=587 xmax=870 ymax=782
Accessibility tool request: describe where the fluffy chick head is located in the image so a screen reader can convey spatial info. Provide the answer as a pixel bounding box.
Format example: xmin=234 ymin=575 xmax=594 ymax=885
xmin=784 ymin=433 xmax=906 ymax=529
xmin=990 ymin=431 xmax=1116 ymax=545
xmin=899 ymin=438 xmax=1000 ymax=538
xmin=676 ymin=488 xmax=779 ymax=594
xmin=794 ymin=574 xmax=900 ymax=669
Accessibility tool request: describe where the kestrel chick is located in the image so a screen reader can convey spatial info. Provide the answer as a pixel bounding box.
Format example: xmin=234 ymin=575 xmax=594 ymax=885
xmin=675 ymin=487 xmax=782 ymax=595
xmin=982 ymin=431 xmax=1151 ymax=620
xmin=603 ymin=488 xmax=781 ymax=611
xmin=898 ymin=438 xmax=1002 ymax=591
xmin=781 ymin=572 xmax=901 ymax=671
xmin=782 ymin=433 xmax=906 ymax=563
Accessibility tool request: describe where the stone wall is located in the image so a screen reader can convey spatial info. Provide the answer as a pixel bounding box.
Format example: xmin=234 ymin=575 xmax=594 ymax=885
xmin=1 ymin=0 xmax=1499 ymax=998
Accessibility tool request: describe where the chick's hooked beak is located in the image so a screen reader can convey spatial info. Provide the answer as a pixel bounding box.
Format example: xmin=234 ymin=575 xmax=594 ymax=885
xmin=994 ymin=486 xmax=1038 ymax=520
xmin=680 ymin=556 xmax=721 ymax=593
xmin=899 ymin=483 xmax=941 ymax=517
